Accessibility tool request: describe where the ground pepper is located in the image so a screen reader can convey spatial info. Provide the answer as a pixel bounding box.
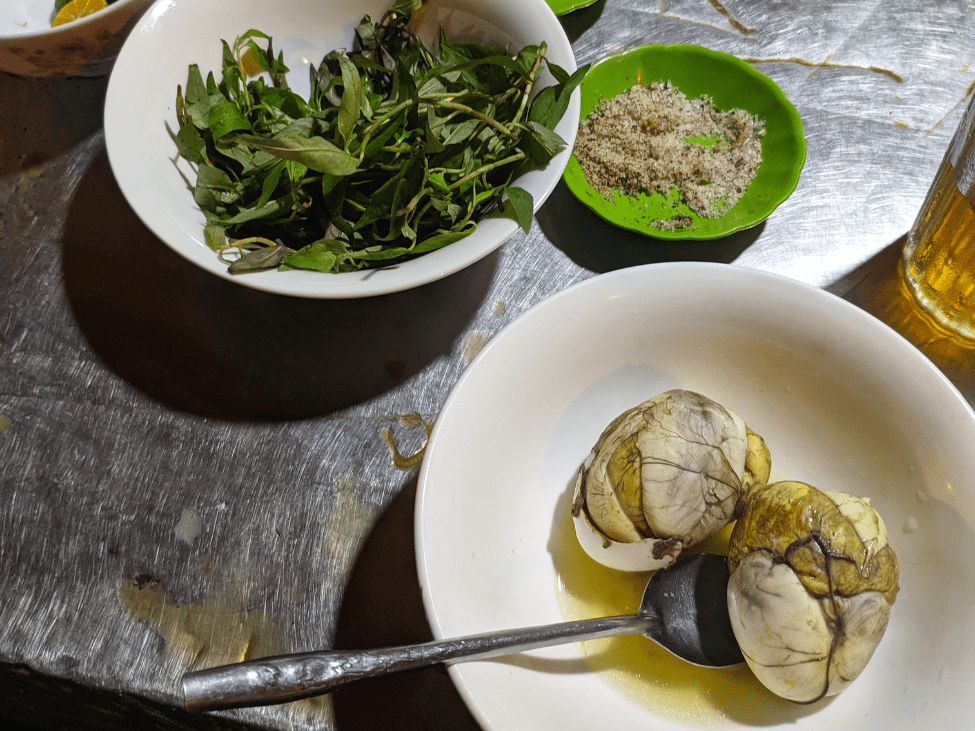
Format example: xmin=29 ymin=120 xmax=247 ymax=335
xmin=573 ymin=82 xmax=765 ymax=230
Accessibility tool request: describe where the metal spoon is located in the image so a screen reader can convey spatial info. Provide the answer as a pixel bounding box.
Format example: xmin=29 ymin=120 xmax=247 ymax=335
xmin=182 ymin=552 xmax=742 ymax=713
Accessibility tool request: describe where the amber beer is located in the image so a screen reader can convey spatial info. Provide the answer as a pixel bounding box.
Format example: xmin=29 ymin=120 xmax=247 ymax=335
xmin=903 ymin=97 xmax=975 ymax=340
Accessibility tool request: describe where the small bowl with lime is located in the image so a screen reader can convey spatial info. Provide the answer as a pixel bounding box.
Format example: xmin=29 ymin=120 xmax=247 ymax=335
xmin=0 ymin=0 xmax=150 ymax=76
xmin=563 ymin=44 xmax=806 ymax=239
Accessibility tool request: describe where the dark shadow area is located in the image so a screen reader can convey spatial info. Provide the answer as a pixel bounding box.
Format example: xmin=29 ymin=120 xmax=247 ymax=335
xmin=0 ymin=660 xmax=261 ymax=731
xmin=834 ymin=235 xmax=975 ymax=404
xmin=331 ymin=475 xmax=482 ymax=731
xmin=557 ymin=1 xmax=606 ymax=43
xmin=536 ymin=180 xmax=763 ymax=274
xmin=0 ymin=73 xmax=109 ymax=292
xmin=826 ymin=235 xmax=906 ymax=299
xmin=60 ymin=154 xmax=497 ymax=420
xmin=0 ymin=73 xmax=108 ymax=175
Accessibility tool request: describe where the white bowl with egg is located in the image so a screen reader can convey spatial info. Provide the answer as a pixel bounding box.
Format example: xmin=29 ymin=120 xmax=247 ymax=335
xmin=103 ymin=0 xmax=578 ymax=298
xmin=416 ymin=262 xmax=975 ymax=731
xmin=0 ymin=0 xmax=150 ymax=76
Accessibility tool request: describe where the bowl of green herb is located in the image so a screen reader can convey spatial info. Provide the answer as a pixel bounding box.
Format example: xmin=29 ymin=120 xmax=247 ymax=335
xmin=0 ymin=0 xmax=150 ymax=76
xmin=104 ymin=0 xmax=581 ymax=298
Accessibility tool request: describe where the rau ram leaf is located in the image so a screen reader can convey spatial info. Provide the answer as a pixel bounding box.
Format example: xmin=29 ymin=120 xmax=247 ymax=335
xmin=337 ymin=55 xmax=366 ymax=143
xmin=500 ymin=186 xmax=533 ymax=233
xmin=209 ymin=100 xmax=251 ymax=140
xmin=238 ymin=134 xmax=360 ymax=175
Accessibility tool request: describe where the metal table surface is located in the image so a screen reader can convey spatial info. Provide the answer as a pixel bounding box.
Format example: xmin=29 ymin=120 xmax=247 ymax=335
xmin=2 ymin=1 xmax=974 ymax=729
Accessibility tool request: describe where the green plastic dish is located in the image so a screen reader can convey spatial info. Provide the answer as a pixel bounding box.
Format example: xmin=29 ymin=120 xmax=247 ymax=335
xmin=563 ymin=44 xmax=806 ymax=240
xmin=545 ymin=0 xmax=599 ymax=14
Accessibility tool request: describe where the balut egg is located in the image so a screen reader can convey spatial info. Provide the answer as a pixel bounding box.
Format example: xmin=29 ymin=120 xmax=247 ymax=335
xmin=726 ymin=480 xmax=900 ymax=703
xmin=571 ymin=389 xmax=771 ymax=571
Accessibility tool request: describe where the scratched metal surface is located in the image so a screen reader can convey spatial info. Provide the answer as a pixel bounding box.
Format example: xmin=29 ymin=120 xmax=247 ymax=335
xmin=1 ymin=1 xmax=974 ymax=730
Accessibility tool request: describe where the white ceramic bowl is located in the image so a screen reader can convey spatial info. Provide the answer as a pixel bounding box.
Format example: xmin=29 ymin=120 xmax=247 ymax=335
xmin=0 ymin=0 xmax=150 ymax=76
xmin=104 ymin=0 xmax=578 ymax=298
xmin=416 ymin=262 xmax=975 ymax=731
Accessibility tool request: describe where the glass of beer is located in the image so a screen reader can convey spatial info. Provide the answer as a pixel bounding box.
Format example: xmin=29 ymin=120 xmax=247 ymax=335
xmin=902 ymin=95 xmax=975 ymax=340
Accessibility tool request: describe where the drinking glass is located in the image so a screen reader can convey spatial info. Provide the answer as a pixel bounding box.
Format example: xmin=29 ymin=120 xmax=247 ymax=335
xmin=903 ymin=94 xmax=975 ymax=340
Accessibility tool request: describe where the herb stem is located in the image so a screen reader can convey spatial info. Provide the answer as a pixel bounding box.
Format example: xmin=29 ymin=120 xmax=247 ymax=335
xmin=448 ymin=150 xmax=527 ymax=190
xmin=423 ymin=98 xmax=519 ymax=140
xmin=217 ymin=236 xmax=283 ymax=263
xmin=357 ymin=99 xmax=415 ymax=157
xmin=513 ymin=42 xmax=547 ymax=126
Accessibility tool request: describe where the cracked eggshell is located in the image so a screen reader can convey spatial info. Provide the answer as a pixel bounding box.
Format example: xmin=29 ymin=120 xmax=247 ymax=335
xmin=727 ymin=481 xmax=899 ymax=703
xmin=571 ymin=462 xmax=683 ymax=571
xmin=571 ymin=389 xmax=770 ymax=571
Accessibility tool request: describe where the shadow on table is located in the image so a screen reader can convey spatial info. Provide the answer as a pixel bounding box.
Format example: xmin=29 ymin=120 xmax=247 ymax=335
xmin=556 ymin=0 xmax=607 ymax=43
xmin=536 ymin=179 xmax=763 ymax=273
xmin=0 ymin=74 xmax=108 ymax=176
xmin=0 ymin=74 xmax=110 ymax=293
xmin=331 ymin=475 xmax=481 ymax=731
xmin=0 ymin=661 xmax=260 ymax=731
xmin=60 ymin=154 xmax=496 ymax=421
xmin=833 ymin=235 xmax=975 ymax=404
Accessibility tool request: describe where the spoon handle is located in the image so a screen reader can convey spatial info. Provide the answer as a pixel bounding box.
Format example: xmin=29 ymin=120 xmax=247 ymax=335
xmin=182 ymin=613 xmax=650 ymax=712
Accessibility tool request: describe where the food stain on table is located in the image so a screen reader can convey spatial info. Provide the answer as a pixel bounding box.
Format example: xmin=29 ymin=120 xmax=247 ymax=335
xmin=927 ymin=80 xmax=975 ymax=134
xmin=325 ymin=471 xmax=382 ymax=564
xmin=462 ymin=330 xmax=491 ymax=363
xmin=118 ymin=574 xmax=329 ymax=716
xmin=380 ymin=413 xmax=433 ymax=469
xmin=175 ymin=508 xmax=202 ymax=546
xmin=119 ymin=575 xmax=276 ymax=669
xmin=659 ymin=0 xmax=757 ymax=37
xmin=17 ymin=165 xmax=45 ymax=191
xmin=742 ymin=54 xmax=903 ymax=83
xmin=705 ymin=0 xmax=757 ymax=35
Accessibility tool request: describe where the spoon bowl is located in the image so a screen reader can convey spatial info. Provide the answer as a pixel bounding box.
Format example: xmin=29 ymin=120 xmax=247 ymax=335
xmin=640 ymin=552 xmax=744 ymax=667
xmin=181 ymin=553 xmax=740 ymax=712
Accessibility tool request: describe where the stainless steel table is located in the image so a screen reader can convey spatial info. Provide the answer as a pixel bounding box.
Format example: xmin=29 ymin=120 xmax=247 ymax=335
xmin=2 ymin=1 xmax=974 ymax=729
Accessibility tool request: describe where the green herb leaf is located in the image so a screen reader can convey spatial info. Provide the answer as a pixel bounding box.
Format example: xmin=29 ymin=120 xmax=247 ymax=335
xmin=525 ymin=120 xmax=568 ymax=163
xmin=528 ymin=63 xmax=589 ymax=130
xmin=209 ymin=99 xmax=251 ymax=140
xmin=500 ymin=186 xmax=534 ymax=233
xmin=388 ymin=0 xmax=422 ymax=16
xmin=338 ymin=55 xmax=365 ymax=143
xmin=184 ymin=64 xmax=208 ymax=106
xmin=174 ymin=122 xmax=207 ymax=164
xmin=229 ymin=243 xmax=295 ymax=273
xmin=204 ymin=224 xmax=228 ymax=251
xmin=194 ymin=164 xmax=240 ymax=209
xmin=239 ymin=134 xmax=360 ymax=175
